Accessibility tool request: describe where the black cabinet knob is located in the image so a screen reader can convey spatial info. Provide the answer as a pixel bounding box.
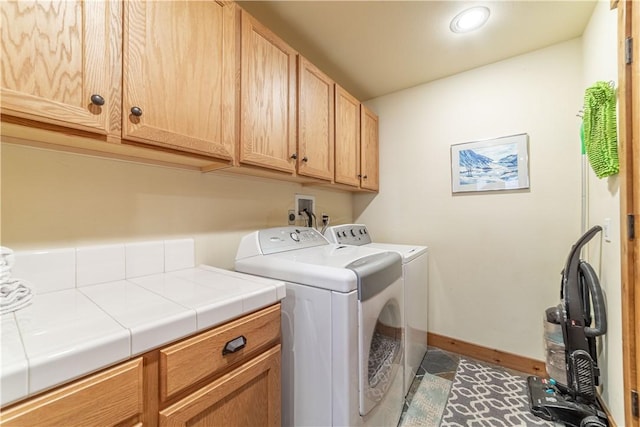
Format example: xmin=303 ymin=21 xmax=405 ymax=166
xmin=290 ymin=153 xmax=297 ymax=160
xmin=90 ymin=94 xmax=105 ymax=106
xmin=130 ymin=106 xmax=143 ymax=117
xmin=363 ymin=175 xmax=368 ymax=179
xmin=302 ymin=156 xmax=308 ymax=162
xmin=222 ymin=336 xmax=247 ymax=355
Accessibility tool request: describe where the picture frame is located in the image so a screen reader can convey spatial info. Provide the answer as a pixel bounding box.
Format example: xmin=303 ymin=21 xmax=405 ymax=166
xmin=451 ymin=133 xmax=530 ymax=193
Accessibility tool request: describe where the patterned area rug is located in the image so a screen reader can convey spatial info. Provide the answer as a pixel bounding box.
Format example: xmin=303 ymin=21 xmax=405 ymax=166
xmin=440 ymin=358 xmax=556 ymax=427
xmin=400 ymin=372 xmax=452 ymax=427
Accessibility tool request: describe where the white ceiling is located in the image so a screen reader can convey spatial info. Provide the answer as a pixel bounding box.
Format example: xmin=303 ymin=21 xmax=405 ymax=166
xmin=237 ymin=1 xmax=598 ymax=101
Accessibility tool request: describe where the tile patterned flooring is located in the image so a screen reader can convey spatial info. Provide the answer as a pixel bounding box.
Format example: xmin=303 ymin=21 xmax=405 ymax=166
xmin=401 ymin=346 xmax=460 ymax=418
xmin=400 ymin=346 xmax=544 ymax=425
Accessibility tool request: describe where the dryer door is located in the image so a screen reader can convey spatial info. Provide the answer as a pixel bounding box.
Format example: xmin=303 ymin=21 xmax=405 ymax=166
xmin=347 ymin=253 xmax=403 ymax=417
xmin=359 ymin=292 xmax=403 ymax=416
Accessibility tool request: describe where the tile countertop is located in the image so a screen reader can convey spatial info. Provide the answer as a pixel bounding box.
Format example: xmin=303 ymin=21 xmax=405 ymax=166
xmin=0 ymin=239 xmax=285 ymax=407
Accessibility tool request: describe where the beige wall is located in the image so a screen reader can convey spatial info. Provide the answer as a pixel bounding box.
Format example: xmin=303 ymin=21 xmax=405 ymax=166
xmin=356 ymin=38 xmax=584 ymax=361
xmin=581 ymin=0 xmax=623 ymax=421
xmin=0 ymin=143 xmax=353 ymax=269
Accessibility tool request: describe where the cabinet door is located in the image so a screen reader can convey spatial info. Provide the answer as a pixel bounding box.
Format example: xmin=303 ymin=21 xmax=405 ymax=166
xmin=0 ymin=358 xmax=144 ymax=427
xmin=240 ymin=11 xmax=297 ymax=173
xmin=159 ymin=345 xmax=281 ymax=427
xmin=297 ymin=56 xmax=334 ymax=181
xmin=360 ymin=106 xmax=379 ymax=191
xmin=123 ymin=0 xmax=236 ymax=160
xmin=1 ymin=0 xmax=113 ymax=134
xmin=335 ymin=85 xmax=361 ymax=187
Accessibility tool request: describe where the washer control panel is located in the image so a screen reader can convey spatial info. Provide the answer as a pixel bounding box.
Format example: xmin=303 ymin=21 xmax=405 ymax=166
xmin=258 ymin=227 xmax=329 ymax=254
xmin=324 ymin=224 xmax=372 ymax=246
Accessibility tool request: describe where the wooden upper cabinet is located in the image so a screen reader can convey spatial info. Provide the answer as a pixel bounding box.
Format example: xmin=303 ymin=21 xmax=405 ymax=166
xmin=297 ymin=56 xmax=334 ymax=181
xmin=239 ymin=10 xmax=297 ymax=173
xmin=122 ymin=0 xmax=236 ymax=160
xmin=334 ymin=85 xmax=361 ymax=187
xmin=1 ymin=0 xmax=114 ymax=134
xmin=360 ymin=105 xmax=379 ymax=191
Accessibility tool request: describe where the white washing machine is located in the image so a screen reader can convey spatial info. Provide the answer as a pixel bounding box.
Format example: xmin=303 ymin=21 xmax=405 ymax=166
xmin=325 ymin=224 xmax=428 ymax=397
xmin=235 ymin=227 xmax=404 ymax=427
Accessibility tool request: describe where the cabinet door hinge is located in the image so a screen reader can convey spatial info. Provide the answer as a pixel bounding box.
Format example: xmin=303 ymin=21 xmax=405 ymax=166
xmin=625 ymin=37 xmax=633 ymax=64
xmin=632 ymin=389 xmax=639 ymax=417
xmin=628 ymin=214 xmax=636 ymax=240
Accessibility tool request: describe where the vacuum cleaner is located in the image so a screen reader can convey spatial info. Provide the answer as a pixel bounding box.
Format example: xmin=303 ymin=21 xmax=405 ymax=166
xmin=527 ymin=226 xmax=609 ymax=427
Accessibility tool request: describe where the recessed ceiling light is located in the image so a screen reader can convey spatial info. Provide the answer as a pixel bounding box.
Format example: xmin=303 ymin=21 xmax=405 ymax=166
xmin=450 ymin=6 xmax=490 ymax=33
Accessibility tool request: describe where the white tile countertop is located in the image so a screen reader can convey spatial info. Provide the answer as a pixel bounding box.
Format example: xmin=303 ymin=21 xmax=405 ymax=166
xmin=0 ymin=239 xmax=284 ymax=407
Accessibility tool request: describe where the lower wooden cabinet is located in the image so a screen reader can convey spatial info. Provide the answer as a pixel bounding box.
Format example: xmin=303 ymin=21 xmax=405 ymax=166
xmin=0 ymin=304 xmax=281 ymax=427
xmin=159 ymin=345 xmax=281 ymax=427
xmin=0 ymin=358 xmax=144 ymax=427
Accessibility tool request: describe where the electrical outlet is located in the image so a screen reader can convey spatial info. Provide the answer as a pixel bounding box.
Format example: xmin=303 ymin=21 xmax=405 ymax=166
xmin=288 ymin=210 xmax=296 ymax=225
xmin=322 ymin=213 xmax=329 ymax=225
xmin=603 ymin=218 xmax=611 ymax=242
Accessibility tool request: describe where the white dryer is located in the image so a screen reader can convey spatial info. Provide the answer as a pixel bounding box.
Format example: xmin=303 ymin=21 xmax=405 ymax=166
xmin=325 ymin=224 xmax=429 ymax=397
xmin=235 ymin=227 xmax=404 ymax=427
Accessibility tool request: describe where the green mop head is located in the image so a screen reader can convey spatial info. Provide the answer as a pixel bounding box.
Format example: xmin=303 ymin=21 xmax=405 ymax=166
xmin=583 ymin=81 xmax=619 ymax=178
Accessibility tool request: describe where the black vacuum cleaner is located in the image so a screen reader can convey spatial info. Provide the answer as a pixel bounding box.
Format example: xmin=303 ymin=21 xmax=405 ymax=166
xmin=527 ymin=225 xmax=609 ymax=427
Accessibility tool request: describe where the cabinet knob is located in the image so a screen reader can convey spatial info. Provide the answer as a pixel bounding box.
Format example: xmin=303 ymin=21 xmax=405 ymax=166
xmin=90 ymin=94 xmax=105 ymax=106
xmin=302 ymin=156 xmax=308 ymax=162
xmin=290 ymin=153 xmax=297 ymax=160
xmin=363 ymin=175 xmax=368 ymax=179
xmin=357 ymin=174 xmax=362 ymax=178
xmin=130 ymin=106 xmax=143 ymax=117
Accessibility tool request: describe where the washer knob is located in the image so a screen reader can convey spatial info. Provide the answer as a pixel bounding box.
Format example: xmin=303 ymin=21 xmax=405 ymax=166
xmin=350 ymin=229 xmax=356 ymax=237
xmin=290 ymin=232 xmax=299 ymax=242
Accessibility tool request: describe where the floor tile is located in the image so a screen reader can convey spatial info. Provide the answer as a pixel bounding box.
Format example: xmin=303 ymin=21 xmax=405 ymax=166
xmin=421 ymin=346 xmax=459 ymax=376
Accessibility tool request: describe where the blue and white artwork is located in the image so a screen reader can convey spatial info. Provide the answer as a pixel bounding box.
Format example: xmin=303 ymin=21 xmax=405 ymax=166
xmin=451 ymin=133 xmax=529 ymax=193
xmin=458 ymin=143 xmax=518 ymax=185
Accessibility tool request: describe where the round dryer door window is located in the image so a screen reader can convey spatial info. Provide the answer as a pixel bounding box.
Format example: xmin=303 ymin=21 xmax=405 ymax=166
xmin=359 ymin=286 xmax=404 ymax=416
xmin=349 ymin=251 xmax=404 ymax=417
xmin=369 ymin=300 xmax=402 ymax=388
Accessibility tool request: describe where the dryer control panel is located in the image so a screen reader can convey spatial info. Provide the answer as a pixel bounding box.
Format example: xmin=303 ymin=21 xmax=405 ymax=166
xmin=325 ymin=224 xmax=372 ymax=246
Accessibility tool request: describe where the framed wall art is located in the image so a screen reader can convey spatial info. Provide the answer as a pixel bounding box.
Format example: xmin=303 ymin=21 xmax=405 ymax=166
xmin=451 ymin=133 xmax=530 ymax=193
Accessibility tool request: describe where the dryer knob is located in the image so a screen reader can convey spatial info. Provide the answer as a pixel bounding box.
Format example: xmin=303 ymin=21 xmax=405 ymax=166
xmin=350 ymin=229 xmax=356 ymax=237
